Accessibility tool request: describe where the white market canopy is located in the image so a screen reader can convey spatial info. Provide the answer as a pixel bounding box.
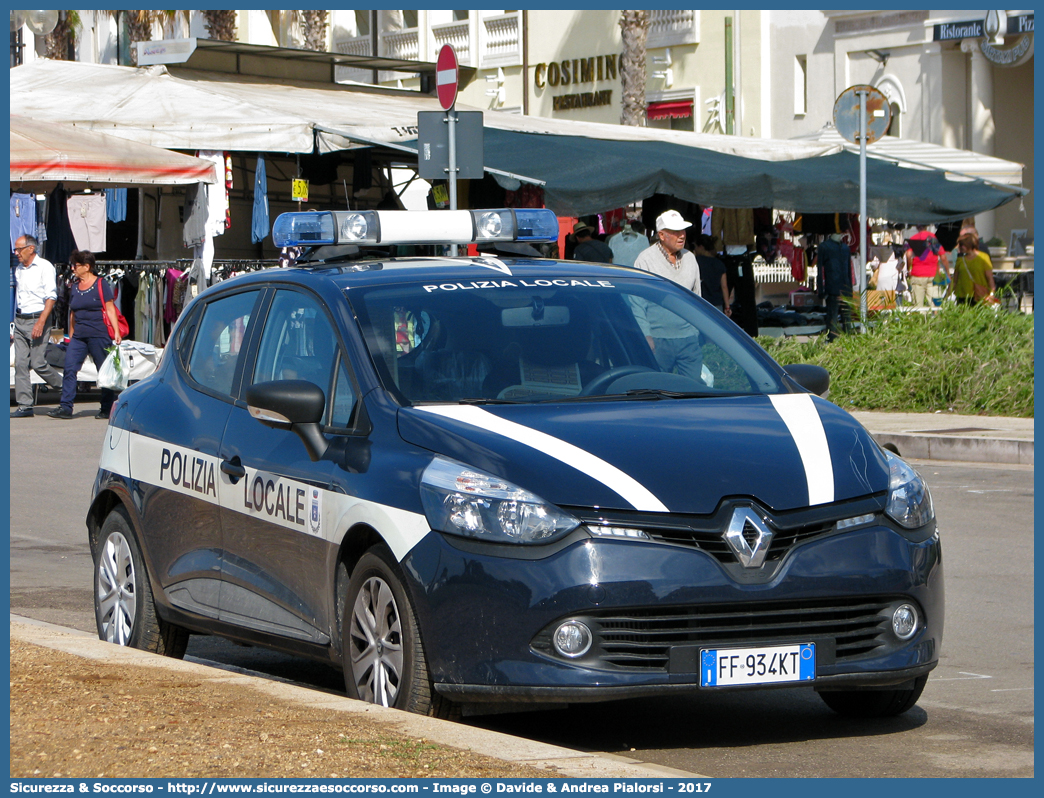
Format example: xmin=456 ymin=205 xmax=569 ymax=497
xmin=10 ymin=58 xmax=1026 ymax=223
xmin=10 ymin=114 xmax=217 ymax=186
xmin=792 ymin=123 xmax=1024 ymax=187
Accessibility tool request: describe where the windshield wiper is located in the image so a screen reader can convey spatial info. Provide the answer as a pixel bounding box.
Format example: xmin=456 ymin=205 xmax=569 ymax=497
xmin=456 ymin=397 xmax=522 ymax=405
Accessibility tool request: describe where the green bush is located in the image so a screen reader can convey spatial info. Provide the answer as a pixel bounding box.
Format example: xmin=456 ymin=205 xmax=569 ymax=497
xmin=760 ymin=304 xmax=1034 ymax=417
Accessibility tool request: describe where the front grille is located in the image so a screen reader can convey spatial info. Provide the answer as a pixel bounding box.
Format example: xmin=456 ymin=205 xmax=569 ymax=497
xmin=574 ymin=494 xmax=886 ymax=567
xmin=643 ymin=520 xmax=838 ymax=563
xmin=534 ymin=596 xmax=895 ymax=672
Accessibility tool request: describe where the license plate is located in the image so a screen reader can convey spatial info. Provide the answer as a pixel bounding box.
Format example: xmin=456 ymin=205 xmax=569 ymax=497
xmin=700 ymin=643 xmax=816 ymax=687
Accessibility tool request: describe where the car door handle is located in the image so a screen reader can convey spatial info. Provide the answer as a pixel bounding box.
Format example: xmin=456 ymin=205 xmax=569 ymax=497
xmin=220 ymin=456 xmax=246 ymax=483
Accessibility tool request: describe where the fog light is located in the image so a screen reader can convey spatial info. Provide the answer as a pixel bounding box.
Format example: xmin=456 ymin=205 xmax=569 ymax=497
xmin=552 ymin=620 xmax=592 ymax=658
xmin=892 ymin=604 xmax=918 ymax=640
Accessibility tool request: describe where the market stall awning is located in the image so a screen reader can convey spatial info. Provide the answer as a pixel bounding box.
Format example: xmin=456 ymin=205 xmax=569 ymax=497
xmin=10 ymin=59 xmax=833 ymax=161
xmin=10 ymin=59 xmax=1026 ymax=224
xmin=473 ymin=128 xmax=1025 ymax=223
xmin=647 ymin=100 xmax=693 ymax=120
xmin=792 ymin=123 xmax=1025 ymax=187
xmin=10 ymin=115 xmax=217 ymax=185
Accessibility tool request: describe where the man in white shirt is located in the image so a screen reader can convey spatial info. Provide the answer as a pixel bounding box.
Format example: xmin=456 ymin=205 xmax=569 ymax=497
xmin=12 ymin=235 xmax=63 ymax=417
xmin=631 ymin=210 xmax=704 ymax=381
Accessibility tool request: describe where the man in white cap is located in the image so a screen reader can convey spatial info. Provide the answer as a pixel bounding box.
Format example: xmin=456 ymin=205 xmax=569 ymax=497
xmin=630 ymin=210 xmax=704 ymax=381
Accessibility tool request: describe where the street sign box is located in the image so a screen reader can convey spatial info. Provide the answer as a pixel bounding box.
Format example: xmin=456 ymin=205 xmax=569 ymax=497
xmin=417 ymin=111 xmax=485 ymax=180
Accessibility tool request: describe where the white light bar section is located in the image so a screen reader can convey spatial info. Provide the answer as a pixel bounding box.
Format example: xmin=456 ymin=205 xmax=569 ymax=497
xmin=378 ymin=210 xmax=475 ymax=245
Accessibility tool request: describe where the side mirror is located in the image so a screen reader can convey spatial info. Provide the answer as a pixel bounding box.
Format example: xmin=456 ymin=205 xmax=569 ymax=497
xmin=784 ymin=364 xmax=830 ymax=397
xmin=246 ymin=380 xmax=329 ymax=461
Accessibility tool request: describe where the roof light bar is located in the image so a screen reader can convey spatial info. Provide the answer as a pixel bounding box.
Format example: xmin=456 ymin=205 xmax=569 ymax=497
xmin=272 ymin=208 xmax=558 ymax=249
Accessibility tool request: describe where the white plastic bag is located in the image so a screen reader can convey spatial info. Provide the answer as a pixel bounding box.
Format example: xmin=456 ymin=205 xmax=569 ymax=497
xmin=97 ymin=346 xmax=129 ymax=392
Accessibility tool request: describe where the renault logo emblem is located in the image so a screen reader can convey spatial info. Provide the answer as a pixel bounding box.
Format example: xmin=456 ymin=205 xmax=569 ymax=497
xmin=724 ymin=507 xmax=774 ymax=568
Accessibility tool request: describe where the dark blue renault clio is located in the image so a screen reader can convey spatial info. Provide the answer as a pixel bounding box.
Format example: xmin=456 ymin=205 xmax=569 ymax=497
xmin=88 ymin=208 xmax=942 ymax=720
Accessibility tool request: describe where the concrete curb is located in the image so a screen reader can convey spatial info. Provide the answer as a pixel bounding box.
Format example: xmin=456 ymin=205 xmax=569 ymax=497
xmin=10 ymin=615 xmax=703 ymax=780
xmin=869 ymin=432 xmax=1033 ymax=466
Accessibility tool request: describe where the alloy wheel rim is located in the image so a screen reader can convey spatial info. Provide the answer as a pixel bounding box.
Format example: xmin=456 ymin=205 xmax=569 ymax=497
xmin=96 ymin=531 xmax=137 ymax=645
xmin=348 ymin=575 xmax=404 ymax=707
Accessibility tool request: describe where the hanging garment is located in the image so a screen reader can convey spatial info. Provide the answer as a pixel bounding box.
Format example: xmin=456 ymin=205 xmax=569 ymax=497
xmin=712 ymin=208 xmax=755 ymax=248
xmin=10 ymin=193 xmax=37 ymax=251
xmin=35 ymin=195 xmax=47 ymax=245
xmin=182 ymin=183 xmax=209 ymax=247
xmin=67 ymin=193 xmax=107 ymax=252
xmin=251 ymin=156 xmax=269 ymax=244
xmin=225 ymin=154 xmax=234 ymax=230
xmin=197 ymin=151 xmax=228 ymax=238
xmin=164 ymin=268 xmax=184 ymax=325
xmin=606 ymin=229 xmax=649 ymax=268
xmin=105 ymin=188 xmax=128 ymax=223
xmin=44 ymin=184 xmax=76 ymax=264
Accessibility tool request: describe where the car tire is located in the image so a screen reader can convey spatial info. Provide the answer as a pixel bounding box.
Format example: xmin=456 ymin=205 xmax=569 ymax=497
xmin=342 ymin=547 xmax=458 ymax=719
xmin=93 ymin=506 xmax=189 ymax=659
xmin=818 ymin=674 xmax=928 ymax=718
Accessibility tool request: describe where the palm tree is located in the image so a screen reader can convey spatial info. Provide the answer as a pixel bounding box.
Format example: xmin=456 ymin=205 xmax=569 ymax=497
xmin=619 ymin=10 xmax=649 ymax=126
xmin=202 ymin=9 xmax=237 ymax=42
xmin=45 ymin=10 xmax=79 ymax=60
xmin=299 ymin=10 xmax=329 ymax=51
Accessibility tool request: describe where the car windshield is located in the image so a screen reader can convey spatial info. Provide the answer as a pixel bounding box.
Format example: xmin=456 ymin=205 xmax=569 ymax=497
xmin=349 ymin=273 xmax=784 ymax=404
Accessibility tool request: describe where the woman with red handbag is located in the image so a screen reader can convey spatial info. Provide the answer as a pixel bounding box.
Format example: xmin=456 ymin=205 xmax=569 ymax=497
xmin=48 ymin=250 xmax=124 ymax=420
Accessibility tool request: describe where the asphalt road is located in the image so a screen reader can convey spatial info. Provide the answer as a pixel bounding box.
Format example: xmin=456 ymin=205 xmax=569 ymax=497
xmin=8 ymin=399 xmax=1035 ymax=778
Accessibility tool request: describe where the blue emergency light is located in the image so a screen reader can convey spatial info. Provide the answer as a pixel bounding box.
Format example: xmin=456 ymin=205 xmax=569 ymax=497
xmin=272 ymin=208 xmax=558 ymax=249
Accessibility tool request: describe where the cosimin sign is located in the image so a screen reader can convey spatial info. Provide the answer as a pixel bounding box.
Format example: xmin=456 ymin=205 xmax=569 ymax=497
xmin=535 ymin=53 xmax=618 ymax=112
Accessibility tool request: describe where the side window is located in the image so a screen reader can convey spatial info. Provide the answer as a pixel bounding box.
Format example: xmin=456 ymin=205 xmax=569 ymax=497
xmin=252 ymin=289 xmax=338 ymax=405
xmin=186 ymin=291 xmax=259 ymax=397
xmin=330 ymin=355 xmax=358 ymax=429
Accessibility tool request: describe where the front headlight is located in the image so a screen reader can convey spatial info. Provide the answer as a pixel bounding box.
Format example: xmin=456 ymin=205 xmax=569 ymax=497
xmin=884 ymin=450 xmax=934 ymax=529
xmin=420 ymin=457 xmax=580 ymax=544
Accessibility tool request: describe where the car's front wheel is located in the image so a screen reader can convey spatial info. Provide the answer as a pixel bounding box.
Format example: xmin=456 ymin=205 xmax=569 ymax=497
xmin=342 ymin=546 xmax=457 ymax=719
xmin=818 ymin=675 xmax=928 ymax=718
xmin=93 ymin=506 xmax=188 ymax=658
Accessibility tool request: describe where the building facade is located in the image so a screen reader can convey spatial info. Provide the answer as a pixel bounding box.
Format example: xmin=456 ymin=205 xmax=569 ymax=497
xmin=13 ymin=8 xmax=1032 ymax=245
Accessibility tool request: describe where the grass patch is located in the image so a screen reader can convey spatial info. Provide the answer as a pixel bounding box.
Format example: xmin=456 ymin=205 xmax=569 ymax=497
xmin=759 ymin=304 xmax=1034 ymax=417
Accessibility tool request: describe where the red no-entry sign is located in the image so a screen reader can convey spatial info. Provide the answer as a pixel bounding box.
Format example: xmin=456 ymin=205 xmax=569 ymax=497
xmin=436 ymin=44 xmax=458 ymax=111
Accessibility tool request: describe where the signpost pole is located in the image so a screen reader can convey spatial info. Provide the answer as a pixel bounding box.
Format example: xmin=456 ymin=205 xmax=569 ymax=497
xmin=858 ymin=88 xmax=868 ymax=325
xmin=447 ymin=109 xmax=458 ymax=256
xmin=436 ymin=44 xmax=461 ymax=257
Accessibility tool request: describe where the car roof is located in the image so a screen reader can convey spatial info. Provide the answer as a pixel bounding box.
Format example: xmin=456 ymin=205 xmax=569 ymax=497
xmin=213 ymin=257 xmax=659 ymax=293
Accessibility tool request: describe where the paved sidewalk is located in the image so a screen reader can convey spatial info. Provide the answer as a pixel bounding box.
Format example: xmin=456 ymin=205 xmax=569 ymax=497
xmin=849 ymin=410 xmax=1033 ymax=466
xmin=10 ymin=616 xmax=701 ymax=779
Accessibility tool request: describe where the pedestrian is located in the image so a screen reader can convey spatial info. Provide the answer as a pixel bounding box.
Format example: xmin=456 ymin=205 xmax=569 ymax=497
xmin=571 ymin=221 xmax=614 ymax=263
xmin=904 ymin=225 xmax=951 ymax=307
xmin=48 ymin=250 xmax=122 ymax=420
xmin=631 ymin=210 xmax=704 ymax=380
xmin=952 ymin=234 xmax=996 ymax=305
xmin=816 ymin=228 xmax=853 ymax=341
xmin=693 ymin=234 xmax=732 ymax=317
xmin=11 ymin=234 xmax=64 ymax=418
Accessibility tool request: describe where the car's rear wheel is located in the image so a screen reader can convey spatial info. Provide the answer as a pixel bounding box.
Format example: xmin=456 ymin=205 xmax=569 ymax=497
xmin=818 ymin=675 xmax=928 ymax=718
xmin=342 ymin=547 xmax=457 ymax=719
xmin=94 ymin=507 xmax=188 ymax=658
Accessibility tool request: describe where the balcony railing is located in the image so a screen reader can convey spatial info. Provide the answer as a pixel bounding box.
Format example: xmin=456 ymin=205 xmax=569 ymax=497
xmin=333 ymin=35 xmax=372 ymax=83
xmin=648 ymin=10 xmax=699 ymax=48
xmin=481 ymin=12 xmax=520 ymax=68
xmin=432 ymin=20 xmax=471 ymax=66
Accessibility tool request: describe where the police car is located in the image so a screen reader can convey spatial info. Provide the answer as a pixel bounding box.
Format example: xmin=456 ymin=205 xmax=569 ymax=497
xmin=88 ymin=207 xmax=942 ymax=720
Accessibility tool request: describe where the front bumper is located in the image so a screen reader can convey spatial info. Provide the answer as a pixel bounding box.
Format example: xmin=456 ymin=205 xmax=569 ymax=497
xmin=402 ymin=523 xmax=943 ymax=704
